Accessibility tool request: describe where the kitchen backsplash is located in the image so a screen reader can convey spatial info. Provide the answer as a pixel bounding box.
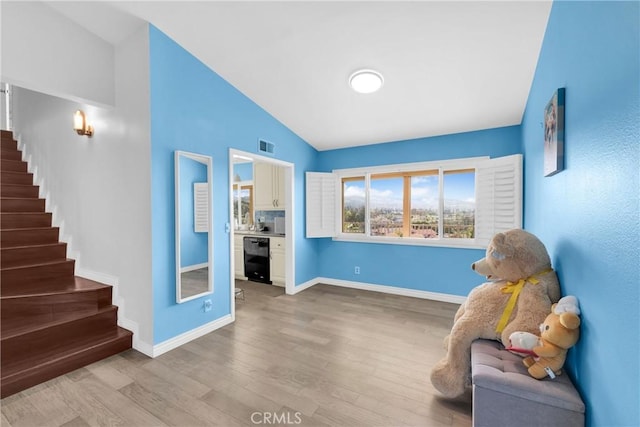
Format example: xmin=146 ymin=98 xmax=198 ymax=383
xmin=255 ymin=210 xmax=285 ymax=230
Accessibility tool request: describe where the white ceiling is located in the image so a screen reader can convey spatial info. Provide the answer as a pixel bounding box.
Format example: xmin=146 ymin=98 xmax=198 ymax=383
xmin=45 ymin=1 xmax=552 ymax=151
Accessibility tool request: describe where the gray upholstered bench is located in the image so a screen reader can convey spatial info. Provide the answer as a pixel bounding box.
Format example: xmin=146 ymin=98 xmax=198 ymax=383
xmin=471 ymin=339 xmax=585 ymax=427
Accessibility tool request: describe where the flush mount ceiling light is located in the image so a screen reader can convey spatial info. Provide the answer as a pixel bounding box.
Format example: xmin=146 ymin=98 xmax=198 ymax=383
xmin=349 ymin=69 xmax=384 ymax=94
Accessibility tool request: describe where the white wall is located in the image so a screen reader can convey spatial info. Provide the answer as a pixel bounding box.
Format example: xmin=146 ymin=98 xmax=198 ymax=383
xmin=1 ymin=1 xmax=115 ymax=106
xmin=11 ymin=25 xmax=153 ymax=353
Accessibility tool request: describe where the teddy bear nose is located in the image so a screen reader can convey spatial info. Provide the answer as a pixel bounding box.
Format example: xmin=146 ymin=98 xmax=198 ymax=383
xmin=471 ymin=263 xmax=476 ymax=271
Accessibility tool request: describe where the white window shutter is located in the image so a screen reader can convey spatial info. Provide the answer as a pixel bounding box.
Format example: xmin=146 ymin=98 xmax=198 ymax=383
xmin=194 ymin=182 xmax=209 ymax=233
xmin=475 ymin=154 xmax=523 ymax=247
xmin=306 ymin=172 xmax=336 ymax=238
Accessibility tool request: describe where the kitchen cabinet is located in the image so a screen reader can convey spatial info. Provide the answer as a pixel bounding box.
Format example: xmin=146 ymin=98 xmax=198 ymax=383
xmin=254 ymin=162 xmax=285 ymax=210
xmin=234 ymin=234 xmax=246 ymax=279
xmin=270 ymin=236 xmax=285 ymax=286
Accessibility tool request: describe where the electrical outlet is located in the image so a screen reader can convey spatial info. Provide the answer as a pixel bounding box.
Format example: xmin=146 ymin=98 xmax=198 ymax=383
xmin=354 ymin=266 xmax=360 ymax=275
xmin=203 ymin=299 xmax=212 ymax=312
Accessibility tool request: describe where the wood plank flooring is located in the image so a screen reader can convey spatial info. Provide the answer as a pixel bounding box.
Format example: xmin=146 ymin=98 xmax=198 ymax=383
xmin=1 ymin=281 xmax=471 ymax=426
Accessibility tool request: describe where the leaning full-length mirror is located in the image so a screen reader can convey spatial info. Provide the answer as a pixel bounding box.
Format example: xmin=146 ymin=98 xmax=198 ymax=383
xmin=175 ymin=151 xmax=213 ymax=303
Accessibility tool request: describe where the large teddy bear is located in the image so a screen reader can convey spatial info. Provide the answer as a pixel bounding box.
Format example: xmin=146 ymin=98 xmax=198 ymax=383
xmin=430 ymin=229 xmax=561 ymax=398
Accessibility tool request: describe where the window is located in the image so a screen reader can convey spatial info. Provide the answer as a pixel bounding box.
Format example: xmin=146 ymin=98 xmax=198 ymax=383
xmin=233 ymin=184 xmax=253 ymax=226
xmin=342 ymin=177 xmax=365 ymax=234
xmin=306 ymin=154 xmax=522 ymax=248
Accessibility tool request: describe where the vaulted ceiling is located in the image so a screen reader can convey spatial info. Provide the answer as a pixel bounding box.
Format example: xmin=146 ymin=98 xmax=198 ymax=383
xmin=45 ymin=1 xmax=552 ymax=151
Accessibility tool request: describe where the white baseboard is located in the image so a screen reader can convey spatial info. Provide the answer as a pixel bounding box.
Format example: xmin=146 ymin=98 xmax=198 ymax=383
xmin=301 ymin=277 xmax=466 ymax=304
xmin=151 ymin=314 xmax=234 ymax=358
xmin=180 ymin=262 xmax=208 ymax=273
xmin=289 ymin=277 xmax=319 ymax=295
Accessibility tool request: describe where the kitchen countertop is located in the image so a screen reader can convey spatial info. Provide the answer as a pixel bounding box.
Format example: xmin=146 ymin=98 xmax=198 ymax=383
xmin=234 ymin=230 xmax=285 ymax=237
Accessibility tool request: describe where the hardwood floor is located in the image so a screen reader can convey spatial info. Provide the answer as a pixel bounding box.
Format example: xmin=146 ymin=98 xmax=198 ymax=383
xmin=1 ymin=281 xmax=471 ymax=426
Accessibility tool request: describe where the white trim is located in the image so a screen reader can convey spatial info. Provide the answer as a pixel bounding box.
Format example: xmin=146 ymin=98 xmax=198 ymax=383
xmin=291 ymin=276 xmax=466 ymax=304
xmin=150 ymin=314 xmax=234 ymax=358
xmin=180 ymin=262 xmax=208 ymax=273
xmin=73 ymin=267 xmax=153 ymax=354
xmin=290 ymin=277 xmax=320 ymax=295
xmin=332 ymin=234 xmax=484 ymax=249
xmin=332 ymin=156 xmax=488 ymax=177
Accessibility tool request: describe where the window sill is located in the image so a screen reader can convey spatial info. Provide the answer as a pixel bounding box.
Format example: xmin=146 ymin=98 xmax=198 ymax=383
xmin=332 ymin=234 xmax=486 ymax=249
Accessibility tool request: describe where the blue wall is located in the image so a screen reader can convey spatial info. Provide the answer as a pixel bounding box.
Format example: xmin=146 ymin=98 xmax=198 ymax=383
xmin=233 ymin=162 xmax=253 ymax=181
xmin=316 ymin=126 xmax=521 ymax=296
xmin=179 ymin=155 xmax=208 ymax=268
xmin=521 ymin=2 xmax=639 ymax=426
xmin=149 ymin=26 xmax=318 ymax=344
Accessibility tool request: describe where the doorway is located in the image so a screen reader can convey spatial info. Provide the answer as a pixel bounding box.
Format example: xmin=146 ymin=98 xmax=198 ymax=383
xmin=228 ymin=149 xmax=295 ymax=319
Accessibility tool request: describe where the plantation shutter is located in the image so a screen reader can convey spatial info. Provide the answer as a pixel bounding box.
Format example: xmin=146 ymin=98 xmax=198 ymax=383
xmin=475 ymin=154 xmax=523 ymax=247
xmin=194 ymin=182 xmax=209 ymax=233
xmin=306 ymin=172 xmax=336 ymax=238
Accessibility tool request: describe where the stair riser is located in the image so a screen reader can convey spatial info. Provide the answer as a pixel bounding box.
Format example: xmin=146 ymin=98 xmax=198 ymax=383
xmin=0 ymin=150 xmax=22 ymax=161
xmin=0 ymin=228 xmax=60 ymax=248
xmin=1 ymin=260 xmax=75 ymax=291
xmin=1 ymin=307 xmax=118 ymax=365
xmin=1 ymin=140 xmax=17 ymax=151
xmin=1 ymin=171 xmax=34 ymax=185
xmin=1 ymin=198 xmax=45 ymax=212
xmin=1 ymin=213 xmax=52 ymax=229
xmin=1 ymin=160 xmax=27 ymax=173
xmin=1 ymin=287 xmax=112 ymax=335
xmin=1 ymin=185 xmax=39 ymax=198
xmin=1 ymin=243 xmax=67 ymax=268
xmin=0 ymin=329 xmax=132 ymax=398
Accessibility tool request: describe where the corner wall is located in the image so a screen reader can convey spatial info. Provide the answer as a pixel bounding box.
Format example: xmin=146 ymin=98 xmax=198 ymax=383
xmin=1 ymin=1 xmax=115 ymax=106
xmin=521 ymin=2 xmax=639 ymax=426
xmin=10 ymin=25 xmax=154 ymax=351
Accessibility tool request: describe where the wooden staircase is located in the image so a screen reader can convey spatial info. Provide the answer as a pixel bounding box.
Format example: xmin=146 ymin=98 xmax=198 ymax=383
xmin=0 ymin=130 xmax=132 ymax=398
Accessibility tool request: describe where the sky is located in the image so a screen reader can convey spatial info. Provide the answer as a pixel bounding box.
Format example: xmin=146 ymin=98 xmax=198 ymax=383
xmin=344 ymin=171 xmax=475 ymax=210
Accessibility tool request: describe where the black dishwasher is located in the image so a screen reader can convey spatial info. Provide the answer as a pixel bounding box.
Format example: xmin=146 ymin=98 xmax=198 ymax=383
xmin=243 ymin=236 xmax=271 ymax=284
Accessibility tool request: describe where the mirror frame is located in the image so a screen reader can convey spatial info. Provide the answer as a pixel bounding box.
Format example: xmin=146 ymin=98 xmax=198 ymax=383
xmin=175 ymin=150 xmax=213 ymax=303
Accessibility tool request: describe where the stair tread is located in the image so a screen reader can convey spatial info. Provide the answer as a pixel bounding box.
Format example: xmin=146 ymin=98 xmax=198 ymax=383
xmin=1 ymin=242 xmax=66 ymax=251
xmin=1 ymin=257 xmax=72 ymax=271
xmin=1 ymin=326 xmax=132 ymax=379
xmin=1 ymin=305 xmax=118 ymax=341
xmin=0 ymin=275 xmax=108 ymax=299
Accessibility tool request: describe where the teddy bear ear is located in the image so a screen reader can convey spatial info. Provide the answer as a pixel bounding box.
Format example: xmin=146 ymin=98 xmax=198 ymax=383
xmin=560 ymin=313 xmax=581 ymax=330
xmin=491 ymin=233 xmax=515 ymax=258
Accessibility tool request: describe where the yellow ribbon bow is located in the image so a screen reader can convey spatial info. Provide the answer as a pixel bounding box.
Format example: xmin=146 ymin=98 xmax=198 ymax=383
xmin=495 ymin=268 xmax=553 ymax=334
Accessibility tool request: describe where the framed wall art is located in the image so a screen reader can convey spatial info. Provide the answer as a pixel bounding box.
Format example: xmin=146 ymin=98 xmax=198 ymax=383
xmin=543 ymin=88 xmax=565 ymax=177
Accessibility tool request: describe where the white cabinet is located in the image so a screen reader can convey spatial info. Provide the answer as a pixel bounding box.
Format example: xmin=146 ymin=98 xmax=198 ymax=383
xmin=254 ymin=162 xmax=285 ymax=211
xmin=270 ymin=236 xmax=285 ymax=286
xmin=234 ymin=234 xmax=246 ymax=279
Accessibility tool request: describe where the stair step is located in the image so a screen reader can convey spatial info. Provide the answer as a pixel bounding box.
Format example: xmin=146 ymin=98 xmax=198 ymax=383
xmin=1 ymin=227 xmax=60 ymax=248
xmin=1 ymin=184 xmax=39 ymax=198
xmin=1 ymin=130 xmax=14 ymax=138
xmin=1 ymin=326 xmax=132 ymax=398
xmin=1 ymin=159 xmax=27 ymax=173
xmin=1 ymin=170 xmax=33 ymax=185
xmin=1 ymin=285 xmax=112 ymax=337
xmin=1 ymin=305 xmax=118 ymax=354
xmin=1 ymin=138 xmax=17 ymax=152
xmin=1 ymin=259 xmax=75 ymax=291
xmin=0 ymin=150 xmax=22 ymax=161
xmin=1 ymin=242 xmax=67 ymax=268
xmin=0 ymin=212 xmax=51 ymax=229
xmin=1 ymin=197 xmax=45 ymax=212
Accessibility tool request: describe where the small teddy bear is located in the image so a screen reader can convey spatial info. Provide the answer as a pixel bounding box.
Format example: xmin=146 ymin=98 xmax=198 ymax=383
xmin=523 ymin=296 xmax=581 ymax=379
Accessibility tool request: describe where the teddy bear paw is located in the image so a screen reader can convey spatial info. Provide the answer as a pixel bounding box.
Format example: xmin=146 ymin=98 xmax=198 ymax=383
xmin=430 ymin=361 xmax=468 ymax=398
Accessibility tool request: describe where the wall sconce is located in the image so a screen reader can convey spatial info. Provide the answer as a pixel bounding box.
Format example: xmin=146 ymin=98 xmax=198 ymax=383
xmin=73 ymin=110 xmax=93 ymax=137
